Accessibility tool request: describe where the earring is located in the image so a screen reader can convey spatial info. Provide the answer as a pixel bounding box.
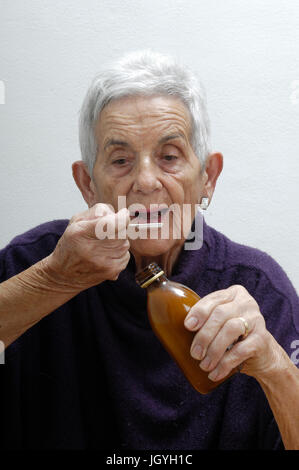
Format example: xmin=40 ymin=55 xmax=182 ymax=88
xmin=200 ymin=197 xmax=209 ymax=210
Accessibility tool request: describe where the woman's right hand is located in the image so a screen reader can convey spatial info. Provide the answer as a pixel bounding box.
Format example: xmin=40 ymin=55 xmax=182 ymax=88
xmin=44 ymin=203 xmax=131 ymax=292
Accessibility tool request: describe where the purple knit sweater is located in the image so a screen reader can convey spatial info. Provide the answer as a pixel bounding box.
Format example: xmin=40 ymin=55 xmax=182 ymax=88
xmin=0 ymin=218 xmax=298 ymax=450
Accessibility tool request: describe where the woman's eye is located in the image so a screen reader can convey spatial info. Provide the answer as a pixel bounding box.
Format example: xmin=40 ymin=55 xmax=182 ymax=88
xmin=112 ymin=158 xmax=127 ymax=165
xmin=163 ymin=155 xmax=178 ymax=162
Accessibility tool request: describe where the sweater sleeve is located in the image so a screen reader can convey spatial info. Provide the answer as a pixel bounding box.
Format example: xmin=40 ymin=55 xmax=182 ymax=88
xmin=249 ymin=262 xmax=299 ymax=449
xmin=252 ymin=260 xmax=299 ymax=360
xmin=0 ymin=220 xmax=68 ymax=358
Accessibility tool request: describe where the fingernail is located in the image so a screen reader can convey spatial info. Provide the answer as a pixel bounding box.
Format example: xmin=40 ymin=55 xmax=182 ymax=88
xmin=200 ymin=356 xmax=211 ymax=371
xmin=185 ymin=316 xmax=198 ymax=329
xmin=208 ymin=370 xmax=219 ymax=381
xmin=191 ymin=345 xmax=203 ymax=360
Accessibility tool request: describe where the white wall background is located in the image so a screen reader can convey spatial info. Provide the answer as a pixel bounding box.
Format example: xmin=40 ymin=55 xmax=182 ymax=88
xmin=0 ymin=0 xmax=298 ymax=292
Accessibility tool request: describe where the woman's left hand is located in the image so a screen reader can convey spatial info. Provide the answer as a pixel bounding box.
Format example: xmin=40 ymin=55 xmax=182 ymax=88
xmin=184 ymin=284 xmax=284 ymax=382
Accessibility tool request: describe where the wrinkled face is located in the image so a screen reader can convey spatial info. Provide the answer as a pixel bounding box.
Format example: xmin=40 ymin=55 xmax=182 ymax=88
xmin=92 ymin=95 xmax=205 ymax=256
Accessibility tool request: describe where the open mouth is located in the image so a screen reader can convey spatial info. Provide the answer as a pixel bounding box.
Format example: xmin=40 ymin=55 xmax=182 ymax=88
xmin=130 ymin=207 xmax=169 ymax=224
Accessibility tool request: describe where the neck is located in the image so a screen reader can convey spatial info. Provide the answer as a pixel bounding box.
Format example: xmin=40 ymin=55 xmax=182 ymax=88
xmin=131 ymin=242 xmax=183 ymax=277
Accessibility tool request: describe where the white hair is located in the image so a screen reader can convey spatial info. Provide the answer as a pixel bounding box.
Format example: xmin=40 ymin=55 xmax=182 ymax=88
xmin=79 ymin=50 xmax=211 ymax=176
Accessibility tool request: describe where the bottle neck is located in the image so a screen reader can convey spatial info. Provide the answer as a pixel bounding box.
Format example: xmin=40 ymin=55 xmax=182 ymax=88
xmin=146 ymin=274 xmax=168 ymax=291
xmin=135 ymin=263 xmax=168 ymax=290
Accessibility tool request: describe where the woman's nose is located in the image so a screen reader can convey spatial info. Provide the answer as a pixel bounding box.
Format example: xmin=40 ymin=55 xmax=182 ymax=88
xmin=132 ymin=157 xmax=162 ymax=194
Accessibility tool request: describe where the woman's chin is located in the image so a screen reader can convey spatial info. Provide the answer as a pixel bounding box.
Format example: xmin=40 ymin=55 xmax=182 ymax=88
xmin=129 ymin=237 xmax=180 ymax=257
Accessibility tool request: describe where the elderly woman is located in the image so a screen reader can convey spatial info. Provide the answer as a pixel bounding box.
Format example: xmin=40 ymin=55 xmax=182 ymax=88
xmin=0 ymin=51 xmax=298 ymax=450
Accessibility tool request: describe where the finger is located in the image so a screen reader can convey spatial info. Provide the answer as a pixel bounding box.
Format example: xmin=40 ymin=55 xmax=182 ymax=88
xmin=115 ymin=208 xmax=130 ymax=238
xmin=108 ymin=251 xmax=131 ymax=279
xmin=69 ymin=217 xmax=100 ymax=240
xmin=207 ymin=334 xmax=256 ymax=382
xmin=95 ymin=208 xmax=130 ymax=241
xmin=199 ymin=317 xmax=252 ymax=372
xmin=189 ymin=301 xmax=240 ymax=359
xmin=73 ymin=215 xmax=117 ymax=241
xmin=110 ymin=240 xmax=130 ymax=258
xmin=115 ymin=250 xmax=131 ymax=265
xmin=94 ymin=203 xmax=115 ymax=218
xmin=70 ymin=203 xmax=115 ymax=226
xmin=94 ymin=213 xmax=118 ymax=240
xmin=184 ymin=287 xmax=235 ymax=332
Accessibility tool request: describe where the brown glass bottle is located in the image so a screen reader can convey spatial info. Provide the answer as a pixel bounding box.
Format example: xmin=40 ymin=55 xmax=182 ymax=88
xmin=136 ymin=262 xmax=237 ymax=394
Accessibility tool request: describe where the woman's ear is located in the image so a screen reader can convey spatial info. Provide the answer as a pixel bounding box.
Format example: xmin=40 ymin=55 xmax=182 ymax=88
xmin=202 ymin=152 xmax=223 ymax=201
xmin=72 ymin=160 xmax=97 ymax=207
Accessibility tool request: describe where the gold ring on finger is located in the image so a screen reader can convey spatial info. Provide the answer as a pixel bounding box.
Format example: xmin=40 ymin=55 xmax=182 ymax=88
xmin=238 ymin=317 xmax=249 ymax=340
